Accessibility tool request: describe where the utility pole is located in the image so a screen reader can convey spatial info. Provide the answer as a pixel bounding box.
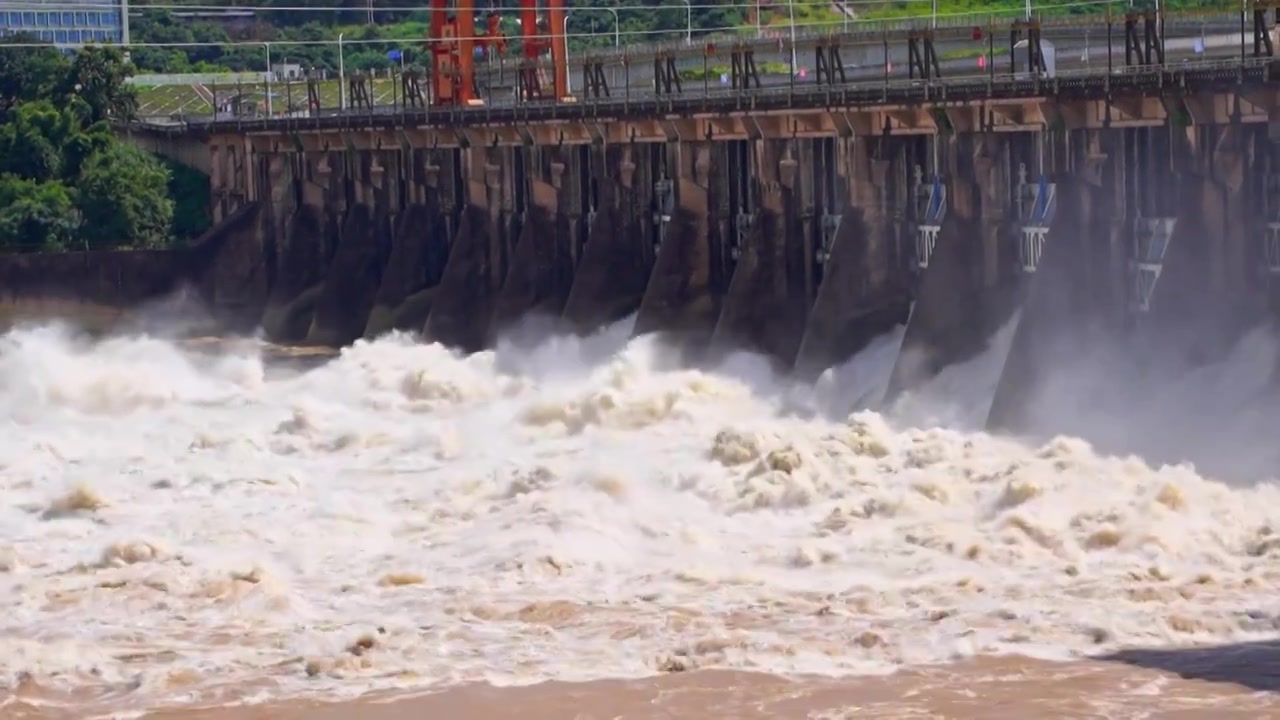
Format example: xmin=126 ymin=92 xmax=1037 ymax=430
xmin=789 ymin=0 xmax=797 ymax=71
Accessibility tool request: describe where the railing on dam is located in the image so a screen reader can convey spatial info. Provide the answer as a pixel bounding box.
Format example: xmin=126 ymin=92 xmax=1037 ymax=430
xmin=126 ymin=6 xmax=1280 ymax=135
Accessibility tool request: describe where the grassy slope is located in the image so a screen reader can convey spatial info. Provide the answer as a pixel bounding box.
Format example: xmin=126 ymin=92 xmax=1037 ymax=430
xmin=762 ymin=0 xmax=1221 ymax=27
xmin=136 ymin=78 xmax=399 ymax=116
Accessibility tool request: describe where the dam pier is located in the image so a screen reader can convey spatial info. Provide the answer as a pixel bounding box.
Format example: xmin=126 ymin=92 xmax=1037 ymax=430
xmin=116 ymin=4 xmax=1280 ymax=432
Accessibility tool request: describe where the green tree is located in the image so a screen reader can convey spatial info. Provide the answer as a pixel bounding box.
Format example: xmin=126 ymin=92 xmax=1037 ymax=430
xmin=0 ymin=102 xmax=71 ymax=182
xmin=0 ymin=33 xmax=190 ymax=253
xmin=131 ymin=11 xmax=234 ymax=72
xmin=60 ymin=47 xmax=139 ymax=123
xmin=76 ymin=145 xmax=174 ymax=249
xmin=59 ymin=113 xmax=116 ymax=181
xmin=0 ymin=100 xmax=114 ymax=183
xmin=0 ymin=176 xmax=78 ymax=251
xmin=190 ymin=23 xmax=234 ymax=65
xmin=0 ymin=33 xmax=71 ymax=118
xmin=164 ymin=159 xmax=213 ymax=243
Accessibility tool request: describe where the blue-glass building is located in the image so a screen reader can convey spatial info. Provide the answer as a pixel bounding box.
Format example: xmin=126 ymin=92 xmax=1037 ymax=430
xmin=0 ymin=0 xmax=129 ymax=47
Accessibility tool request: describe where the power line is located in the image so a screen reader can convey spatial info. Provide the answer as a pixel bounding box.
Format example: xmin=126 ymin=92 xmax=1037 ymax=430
xmin=0 ymin=0 xmax=1135 ymax=48
xmin=2 ymin=0 xmax=916 ymax=10
xmin=0 ymin=0 xmax=1122 ymax=14
xmin=7 ymin=0 xmax=779 ymax=9
xmin=0 ymin=0 xmax=1166 ymax=57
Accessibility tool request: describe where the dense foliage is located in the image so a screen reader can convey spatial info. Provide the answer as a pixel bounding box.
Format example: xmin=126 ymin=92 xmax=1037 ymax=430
xmin=0 ymin=35 xmax=191 ymax=252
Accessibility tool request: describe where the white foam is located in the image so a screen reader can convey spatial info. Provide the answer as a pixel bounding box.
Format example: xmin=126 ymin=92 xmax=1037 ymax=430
xmin=1003 ymin=323 xmax=1280 ymax=482
xmin=1 ymin=320 xmax=1279 ymax=710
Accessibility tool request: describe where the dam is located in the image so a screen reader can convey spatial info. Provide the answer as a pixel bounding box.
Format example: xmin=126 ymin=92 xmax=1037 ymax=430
xmin=115 ymin=4 xmax=1280 ymax=439
xmin=13 ymin=6 xmax=1280 ymax=716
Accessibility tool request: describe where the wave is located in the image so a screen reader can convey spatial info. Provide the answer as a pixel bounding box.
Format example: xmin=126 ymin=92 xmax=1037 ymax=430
xmin=1 ymin=317 xmax=1278 ymax=711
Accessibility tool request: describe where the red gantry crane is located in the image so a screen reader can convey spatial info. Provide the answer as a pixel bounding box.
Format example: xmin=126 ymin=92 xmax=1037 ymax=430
xmin=427 ymin=0 xmax=568 ymax=107
xmin=517 ymin=0 xmax=568 ymax=100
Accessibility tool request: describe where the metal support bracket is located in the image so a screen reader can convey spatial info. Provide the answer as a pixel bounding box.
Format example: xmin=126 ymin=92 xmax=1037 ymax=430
xmin=401 ymin=70 xmax=428 ymax=109
xmin=814 ymin=41 xmax=847 ymax=86
xmin=907 ymin=30 xmax=942 ymax=80
xmin=730 ymin=47 xmax=762 ymax=90
xmin=305 ymin=71 xmax=323 ymax=115
xmin=348 ymin=73 xmax=374 ymax=112
xmin=1015 ymin=164 xmax=1057 ymax=272
xmin=1254 ymin=4 xmax=1277 ymax=57
xmin=912 ymin=165 xmax=947 ymax=268
xmin=1130 ymin=216 xmax=1176 ymax=312
xmin=1124 ymin=10 xmax=1164 ymax=67
xmin=582 ymin=57 xmax=611 ymax=98
xmin=654 ymin=53 xmax=683 ymax=96
xmin=732 ymin=210 xmax=754 ymax=261
xmin=652 ymin=177 xmax=675 ymax=251
xmin=815 ymin=213 xmax=842 ymax=265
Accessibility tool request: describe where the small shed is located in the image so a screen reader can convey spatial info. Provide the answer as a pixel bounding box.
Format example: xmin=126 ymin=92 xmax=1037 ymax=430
xmin=1012 ymin=38 xmax=1056 ymax=79
xmin=271 ymin=63 xmax=304 ymax=81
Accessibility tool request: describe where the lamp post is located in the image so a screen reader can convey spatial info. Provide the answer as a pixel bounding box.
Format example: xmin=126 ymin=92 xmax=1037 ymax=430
xmin=563 ymin=5 xmax=622 ymax=92
xmin=680 ymin=0 xmax=692 ymax=43
xmin=565 ymin=7 xmax=619 ymax=48
xmin=563 ymin=8 xmax=621 ymax=97
xmin=264 ymin=41 xmax=272 ymax=115
xmin=562 ymin=15 xmax=572 ymax=94
xmin=788 ymin=0 xmax=797 ymax=72
xmin=338 ymin=32 xmax=346 ymax=110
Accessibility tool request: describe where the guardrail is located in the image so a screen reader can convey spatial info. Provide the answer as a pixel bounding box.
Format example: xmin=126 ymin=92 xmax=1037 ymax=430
xmin=129 ymin=72 xmax=270 ymax=86
xmin=125 ymin=7 xmax=1280 ymax=135
xmin=128 ymin=56 xmax=1272 ymax=137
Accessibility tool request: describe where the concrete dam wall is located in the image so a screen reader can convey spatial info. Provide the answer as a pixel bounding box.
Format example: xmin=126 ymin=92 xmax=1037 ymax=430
xmin=0 ymin=248 xmax=190 ymax=332
xmin=11 ymin=121 xmax=1278 ymax=447
xmin=0 ymin=203 xmax=262 ymax=334
xmin=230 ymin=126 xmax=1274 ymax=436
xmin=203 ymin=136 xmax=926 ymax=364
xmin=190 ymin=126 xmax=1269 ymax=435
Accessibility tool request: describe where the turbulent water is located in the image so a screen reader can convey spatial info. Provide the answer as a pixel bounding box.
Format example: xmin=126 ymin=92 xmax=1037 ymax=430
xmin=3 ymin=316 xmax=1280 ymax=715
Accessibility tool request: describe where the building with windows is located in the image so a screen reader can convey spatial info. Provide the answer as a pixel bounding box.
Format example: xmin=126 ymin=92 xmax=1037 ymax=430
xmin=0 ymin=0 xmax=129 ymax=48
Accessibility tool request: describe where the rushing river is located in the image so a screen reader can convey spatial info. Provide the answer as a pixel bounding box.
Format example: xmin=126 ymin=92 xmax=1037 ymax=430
xmin=2 ymin=316 xmax=1280 ymax=718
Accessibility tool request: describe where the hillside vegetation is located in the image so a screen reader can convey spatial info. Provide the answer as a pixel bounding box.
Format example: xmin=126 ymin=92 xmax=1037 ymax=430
xmin=0 ymin=37 xmax=207 ymax=251
xmin=128 ymin=0 xmax=1214 ymax=75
